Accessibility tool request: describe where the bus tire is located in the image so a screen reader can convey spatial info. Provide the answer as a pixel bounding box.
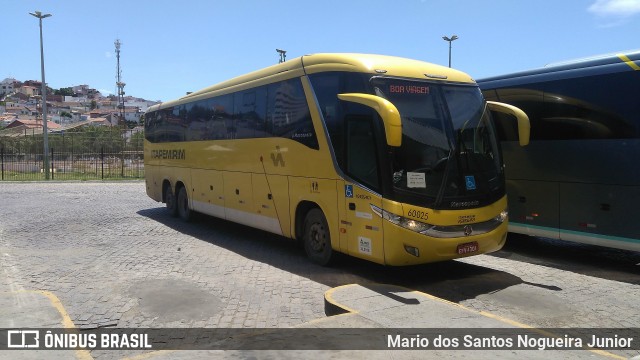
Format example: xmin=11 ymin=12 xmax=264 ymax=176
xmin=177 ymin=186 xmax=192 ymax=222
xmin=165 ymin=184 xmax=178 ymax=217
xmin=303 ymin=208 xmax=333 ymax=266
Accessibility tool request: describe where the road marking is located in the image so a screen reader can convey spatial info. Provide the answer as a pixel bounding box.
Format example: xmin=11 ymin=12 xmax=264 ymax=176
xmin=324 ymin=283 xmax=627 ymax=359
xmin=15 ymin=290 xmax=94 ymax=360
xmin=30 ymin=290 xmax=76 ymax=329
xmin=324 ymin=284 xmax=361 ymax=315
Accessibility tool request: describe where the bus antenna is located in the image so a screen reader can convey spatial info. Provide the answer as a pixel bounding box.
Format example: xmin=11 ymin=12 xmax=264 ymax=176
xmin=276 ymin=49 xmax=287 ymax=63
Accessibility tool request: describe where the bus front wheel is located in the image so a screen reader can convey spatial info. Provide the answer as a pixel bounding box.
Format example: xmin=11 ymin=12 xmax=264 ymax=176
xmin=177 ymin=186 xmax=192 ymax=222
xmin=165 ymin=184 xmax=178 ymax=217
xmin=303 ymin=208 xmax=333 ymax=266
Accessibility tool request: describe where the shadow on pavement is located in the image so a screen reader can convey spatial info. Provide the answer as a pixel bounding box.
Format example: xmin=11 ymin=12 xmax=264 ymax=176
xmin=493 ymin=233 xmax=640 ymax=285
xmin=137 ymin=207 xmax=524 ymax=303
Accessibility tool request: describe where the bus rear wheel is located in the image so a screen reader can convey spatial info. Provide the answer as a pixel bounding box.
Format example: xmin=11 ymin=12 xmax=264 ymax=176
xmin=303 ymin=208 xmax=333 ymax=266
xmin=165 ymin=184 xmax=178 ymax=217
xmin=177 ymin=186 xmax=192 ymax=222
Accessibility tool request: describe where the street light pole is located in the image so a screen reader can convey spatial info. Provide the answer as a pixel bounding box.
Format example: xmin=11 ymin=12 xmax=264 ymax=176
xmin=442 ymin=35 xmax=459 ymax=68
xmin=30 ymin=10 xmax=52 ymax=179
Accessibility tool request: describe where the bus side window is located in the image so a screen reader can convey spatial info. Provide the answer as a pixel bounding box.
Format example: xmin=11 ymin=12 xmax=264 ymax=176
xmin=231 ymin=86 xmax=268 ymax=139
xmin=144 ymin=111 xmax=156 ymax=143
xmin=308 ymin=73 xmax=344 ymax=166
xmin=252 ymin=86 xmax=269 ymax=138
xmin=495 ymin=87 xmax=543 ymax=141
xmin=541 ymin=73 xmax=637 ymax=140
xmin=209 ymin=94 xmax=234 ymax=140
xmin=155 ymin=109 xmax=170 ymax=142
xmin=234 ymin=91 xmax=256 ymax=139
xmin=268 ymin=79 xmax=318 ymax=149
xmin=185 ymin=100 xmax=208 ymax=141
xmin=309 ymin=72 xmax=371 ymax=168
xmin=346 ymin=117 xmax=380 ymax=190
xmin=167 ymin=105 xmax=186 ymax=142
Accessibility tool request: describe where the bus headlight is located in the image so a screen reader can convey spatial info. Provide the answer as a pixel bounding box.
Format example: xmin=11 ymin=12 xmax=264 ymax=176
xmin=400 ymin=218 xmax=434 ymax=233
xmin=370 ymin=205 xmax=435 ymax=234
xmin=370 ymin=204 xmax=507 ymax=238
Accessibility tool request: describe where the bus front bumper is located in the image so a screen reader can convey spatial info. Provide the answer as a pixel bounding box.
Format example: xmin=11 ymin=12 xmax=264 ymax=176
xmin=382 ymin=220 xmax=509 ymax=266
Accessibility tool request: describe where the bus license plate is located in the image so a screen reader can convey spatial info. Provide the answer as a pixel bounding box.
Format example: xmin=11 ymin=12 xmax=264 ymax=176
xmin=457 ymin=241 xmax=478 ymax=255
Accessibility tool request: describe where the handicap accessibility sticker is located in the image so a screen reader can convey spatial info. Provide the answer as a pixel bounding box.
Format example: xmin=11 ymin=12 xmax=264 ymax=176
xmin=345 ymin=185 xmax=353 ymax=198
xmin=465 ymin=175 xmax=477 ymax=190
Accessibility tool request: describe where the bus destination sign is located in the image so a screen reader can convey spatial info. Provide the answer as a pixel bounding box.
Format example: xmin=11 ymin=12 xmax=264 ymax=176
xmin=389 ymin=85 xmax=430 ymax=95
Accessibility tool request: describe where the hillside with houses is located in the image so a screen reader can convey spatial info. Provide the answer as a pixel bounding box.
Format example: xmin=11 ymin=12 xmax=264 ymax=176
xmin=0 ymin=77 xmax=158 ymax=134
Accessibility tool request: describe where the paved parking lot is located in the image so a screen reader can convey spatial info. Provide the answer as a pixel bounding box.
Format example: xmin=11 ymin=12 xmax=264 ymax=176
xmin=1 ymin=182 xmax=328 ymax=329
xmin=1 ymin=182 xmax=638 ymax=359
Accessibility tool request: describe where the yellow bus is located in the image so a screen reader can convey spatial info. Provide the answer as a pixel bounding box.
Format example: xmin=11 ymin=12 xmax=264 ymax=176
xmin=144 ymin=53 xmax=530 ymax=266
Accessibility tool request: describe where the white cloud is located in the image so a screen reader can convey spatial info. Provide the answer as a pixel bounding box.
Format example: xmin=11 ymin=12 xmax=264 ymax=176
xmin=588 ymin=0 xmax=640 ymax=17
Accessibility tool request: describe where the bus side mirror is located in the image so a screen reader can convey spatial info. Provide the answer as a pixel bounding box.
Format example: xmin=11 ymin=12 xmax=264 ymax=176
xmin=487 ymin=101 xmax=530 ymax=146
xmin=337 ymin=93 xmax=402 ymax=147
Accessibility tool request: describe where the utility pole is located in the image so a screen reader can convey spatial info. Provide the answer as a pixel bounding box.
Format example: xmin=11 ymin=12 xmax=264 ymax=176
xmin=115 ymin=39 xmax=126 ymax=126
xmin=30 ymin=10 xmax=52 ymax=179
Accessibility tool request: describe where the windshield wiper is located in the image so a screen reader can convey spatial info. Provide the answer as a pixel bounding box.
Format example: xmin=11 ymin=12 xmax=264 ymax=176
xmin=434 ymin=146 xmax=453 ymax=209
xmin=457 ymin=129 xmax=473 ymax=171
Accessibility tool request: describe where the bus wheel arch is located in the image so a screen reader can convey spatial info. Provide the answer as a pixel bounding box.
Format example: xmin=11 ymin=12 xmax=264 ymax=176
xmin=163 ymin=180 xmax=178 ymax=217
xmin=297 ymin=203 xmax=334 ymax=266
xmin=295 ymin=201 xmax=317 ymax=243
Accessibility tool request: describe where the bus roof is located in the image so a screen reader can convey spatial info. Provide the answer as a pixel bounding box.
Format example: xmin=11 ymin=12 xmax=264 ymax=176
xmin=300 ymin=53 xmax=473 ymax=83
xmin=478 ymin=49 xmax=640 ymax=89
xmin=150 ymin=53 xmax=475 ymax=111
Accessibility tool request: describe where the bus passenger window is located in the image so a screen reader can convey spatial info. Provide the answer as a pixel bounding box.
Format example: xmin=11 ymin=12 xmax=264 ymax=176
xmin=268 ymin=79 xmax=318 ymax=149
xmin=252 ymin=86 xmax=269 ymax=138
xmin=185 ymin=99 xmax=210 ymax=141
xmin=209 ymin=95 xmax=234 ymax=140
xmin=144 ymin=112 xmax=157 ymax=143
xmin=234 ymin=91 xmax=256 ymax=139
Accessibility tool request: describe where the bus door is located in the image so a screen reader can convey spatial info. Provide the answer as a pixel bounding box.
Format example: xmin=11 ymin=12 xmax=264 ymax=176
xmin=342 ymin=182 xmax=384 ymax=263
xmin=341 ymin=117 xmax=385 ymax=264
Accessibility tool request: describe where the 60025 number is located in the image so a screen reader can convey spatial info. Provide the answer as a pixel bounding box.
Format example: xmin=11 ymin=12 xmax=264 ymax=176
xmin=407 ymin=209 xmax=429 ymax=221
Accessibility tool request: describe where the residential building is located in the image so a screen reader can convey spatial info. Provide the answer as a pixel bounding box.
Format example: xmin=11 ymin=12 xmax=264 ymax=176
xmin=5 ymin=119 xmax=62 ymax=131
xmin=17 ymin=86 xmax=40 ymax=97
xmin=1 ymin=78 xmax=19 ymax=96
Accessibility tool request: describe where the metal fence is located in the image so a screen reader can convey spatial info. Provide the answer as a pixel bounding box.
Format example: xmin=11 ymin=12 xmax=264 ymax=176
xmin=0 ymin=128 xmax=144 ymax=181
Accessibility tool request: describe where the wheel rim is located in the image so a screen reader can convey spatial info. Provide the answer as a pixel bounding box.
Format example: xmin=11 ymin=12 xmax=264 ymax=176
xmin=309 ymin=222 xmax=326 ymax=253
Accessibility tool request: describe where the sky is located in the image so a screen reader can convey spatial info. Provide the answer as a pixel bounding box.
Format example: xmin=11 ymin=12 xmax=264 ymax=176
xmin=2 ymin=0 xmax=640 ymax=102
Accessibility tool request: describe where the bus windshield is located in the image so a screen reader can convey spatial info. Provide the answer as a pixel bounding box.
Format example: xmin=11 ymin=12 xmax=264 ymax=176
xmin=372 ymin=78 xmax=504 ymax=209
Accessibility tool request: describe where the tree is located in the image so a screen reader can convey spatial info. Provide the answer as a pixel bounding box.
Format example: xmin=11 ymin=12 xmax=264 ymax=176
xmin=54 ymin=87 xmax=75 ymax=96
xmin=130 ymin=130 xmax=144 ymax=147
